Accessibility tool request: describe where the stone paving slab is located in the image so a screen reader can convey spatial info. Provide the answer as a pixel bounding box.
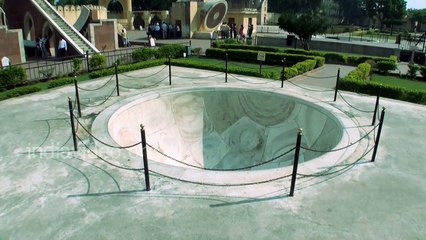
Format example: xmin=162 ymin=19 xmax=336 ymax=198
xmin=0 ymin=65 xmax=425 ymax=239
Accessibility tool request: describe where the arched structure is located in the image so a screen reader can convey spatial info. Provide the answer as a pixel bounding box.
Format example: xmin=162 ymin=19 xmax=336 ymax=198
xmin=42 ymin=22 xmax=55 ymax=57
xmin=99 ymin=0 xmax=132 ymax=28
xmin=23 ymin=12 xmax=35 ymax=40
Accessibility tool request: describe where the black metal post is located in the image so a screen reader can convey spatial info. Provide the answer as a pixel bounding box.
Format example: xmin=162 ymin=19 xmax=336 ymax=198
xmin=189 ymin=40 xmax=192 ymax=47
xmin=68 ymin=97 xmax=78 ymax=151
xmin=371 ymin=108 xmax=386 ymax=162
xmin=115 ymin=63 xmax=120 ymax=96
xmin=140 ymin=124 xmax=151 ymax=191
xmin=281 ymin=58 xmax=286 ymax=88
xmin=168 ymin=56 xmax=172 ymax=85
xmin=289 ymin=128 xmax=303 ymax=197
xmin=371 ymin=86 xmax=382 ymax=126
xmin=86 ymin=51 xmax=90 ymax=72
xmin=73 ymin=77 xmax=82 ymax=117
xmin=334 ymin=68 xmax=340 ymax=102
xmin=225 ymin=53 xmax=228 ymax=83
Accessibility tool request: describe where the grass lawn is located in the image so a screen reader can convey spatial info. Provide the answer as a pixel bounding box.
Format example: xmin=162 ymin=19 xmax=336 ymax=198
xmin=371 ymin=74 xmax=426 ymax=91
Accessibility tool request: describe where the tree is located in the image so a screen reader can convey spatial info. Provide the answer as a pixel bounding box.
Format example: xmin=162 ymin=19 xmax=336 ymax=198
xmin=333 ymin=0 xmax=366 ymax=25
xmin=276 ymin=0 xmax=327 ymax=50
xmin=269 ymin=0 xmax=322 ymax=13
xmin=278 ymin=12 xmax=328 ymax=50
xmin=363 ymin=0 xmax=406 ymax=32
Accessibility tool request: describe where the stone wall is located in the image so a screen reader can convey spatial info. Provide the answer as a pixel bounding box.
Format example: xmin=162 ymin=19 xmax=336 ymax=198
xmin=89 ymin=20 xmax=117 ymax=51
xmin=0 ymin=28 xmax=24 ymax=64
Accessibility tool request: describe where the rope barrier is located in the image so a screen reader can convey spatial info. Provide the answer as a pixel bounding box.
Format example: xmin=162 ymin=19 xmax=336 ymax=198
xmin=172 ymin=72 xmax=224 ymax=79
xmin=297 ymin=144 xmax=375 ymax=178
xmin=147 ymin=143 xmax=295 ymax=171
xmin=74 ymin=116 xmax=142 ymax=149
xmin=80 ymin=86 xmax=117 ymax=108
xmin=228 ymin=74 xmax=269 ymax=85
xmin=149 ymin=169 xmax=292 ymax=187
xmin=120 ymin=65 xmax=167 ymax=79
xmin=76 ymin=135 xmax=144 ymax=171
xmin=119 ymin=75 xmax=169 ymax=89
xmin=228 ymin=62 xmax=259 ymax=69
xmin=77 ymin=75 xmax=115 ymax=92
xmin=287 ymin=80 xmax=335 ymax=92
xmin=301 ymin=123 xmax=378 ymax=153
xmin=337 ymin=91 xmax=375 ymax=113
xmin=299 ymin=73 xmax=337 ymax=79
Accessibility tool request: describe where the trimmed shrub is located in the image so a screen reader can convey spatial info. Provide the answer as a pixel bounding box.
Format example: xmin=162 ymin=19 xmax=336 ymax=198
xmin=218 ymin=44 xmax=278 ymax=52
xmin=89 ymin=53 xmax=107 ymax=70
xmin=88 ymin=59 xmax=165 ymax=79
xmin=339 ymin=79 xmax=426 ymax=105
xmin=292 ymin=59 xmax=317 ymax=74
xmin=0 ymin=85 xmax=42 ymax=101
xmin=47 ymin=77 xmax=74 ymax=89
xmin=407 ymin=64 xmax=420 ymax=79
xmin=132 ymin=48 xmax=157 ymax=61
xmin=343 ymin=63 xmax=371 ymax=82
xmin=155 ymin=44 xmax=185 ymax=59
xmin=377 ymin=60 xmax=397 ymax=74
xmin=0 ymin=66 xmax=27 ymax=91
xmin=365 ymin=59 xmax=377 ymax=75
xmin=205 ymin=48 xmax=324 ymax=68
xmin=72 ymin=57 xmax=83 ymax=74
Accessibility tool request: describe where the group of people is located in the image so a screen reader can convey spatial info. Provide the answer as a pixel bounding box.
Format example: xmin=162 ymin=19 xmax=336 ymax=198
xmin=219 ymin=22 xmax=254 ymax=40
xmin=35 ymin=36 xmax=68 ymax=58
xmin=147 ymin=22 xmax=182 ymax=40
xmin=35 ymin=36 xmax=51 ymax=59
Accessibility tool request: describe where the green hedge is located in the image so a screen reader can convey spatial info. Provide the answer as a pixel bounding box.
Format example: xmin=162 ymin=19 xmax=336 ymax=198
xmin=376 ymin=60 xmax=397 ymax=74
xmin=205 ymin=48 xmax=324 ymax=68
xmin=0 ymin=66 xmax=27 ymax=91
xmin=339 ymin=79 xmax=426 ymax=104
xmin=341 ymin=63 xmax=426 ymax=104
xmin=47 ymin=77 xmax=74 ymax=89
xmin=213 ymin=44 xmax=394 ymax=65
xmin=155 ymin=44 xmax=186 ymax=59
xmin=170 ymin=58 xmax=318 ymax=80
xmin=88 ymin=59 xmax=165 ymax=79
xmin=0 ymin=85 xmax=42 ymax=101
xmin=132 ymin=48 xmax=157 ymax=61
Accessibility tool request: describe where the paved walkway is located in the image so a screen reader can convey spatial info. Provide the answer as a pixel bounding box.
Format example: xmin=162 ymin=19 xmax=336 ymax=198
xmin=0 ymin=64 xmax=425 ymax=239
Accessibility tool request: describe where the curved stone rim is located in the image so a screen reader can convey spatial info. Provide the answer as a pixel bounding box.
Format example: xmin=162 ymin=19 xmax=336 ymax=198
xmin=92 ymin=84 xmax=361 ymax=185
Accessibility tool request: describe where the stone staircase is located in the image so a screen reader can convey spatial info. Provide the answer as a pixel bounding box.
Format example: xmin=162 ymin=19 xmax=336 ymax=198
xmin=31 ymin=0 xmax=99 ymax=54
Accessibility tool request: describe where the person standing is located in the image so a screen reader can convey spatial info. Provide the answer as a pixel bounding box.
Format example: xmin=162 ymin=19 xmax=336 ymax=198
xmin=161 ymin=22 xmax=168 ymax=39
xmin=176 ymin=24 xmax=181 ymax=38
xmin=121 ymin=28 xmax=129 ymax=47
xmin=247 ymin=24 xmax=254 ymax=39
xmin=58 ymin=37 xmax=67 ymax=58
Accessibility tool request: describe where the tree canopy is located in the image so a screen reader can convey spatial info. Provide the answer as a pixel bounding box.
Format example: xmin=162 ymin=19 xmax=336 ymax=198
xmin=363 ymin=0 xmax=406 ymax=30
xmin=276 ymin=0 xmax=327 ymax=50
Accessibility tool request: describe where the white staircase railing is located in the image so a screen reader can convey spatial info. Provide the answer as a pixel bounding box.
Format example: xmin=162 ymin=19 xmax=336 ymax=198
xmin=30 ymin=0 xmax=99 ymax=54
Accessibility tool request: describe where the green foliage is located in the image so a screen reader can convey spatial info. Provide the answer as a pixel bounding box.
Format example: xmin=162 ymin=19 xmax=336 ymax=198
xmin=132 ymin=48 xmax=157 ymax=61
xmin=217 ymin=44 xmax=278 ymax=53
xmin=407 ymin=64 xmax=420 ymax=79
xmin=377 ymin=60 xmax=397 ymax=74
xmin=421 ymin=66 xmax=426 ymax=81
xmin=89 ymin=53 xmax=106 ymax=70
xmin=155 ymin=44 xmax=186 ymax=59
xmin=339 ymin=79 xmax=426 ymax=105
xmin=343 ymin=63 xmax=372 ymax=82
xmin=47 ymin=77 xmax=74 ymax=89
xmin=72 ymin=57 xmax=83 ymax=74
xmin=292 ymin=59 xmax=317 ymax=74
xmin=0 ymin=66 xmax=27 ymax=91
xmin=205 ymin=48 xmax=324 ymax=68
xmin=88 ymin=59 xmax=165 ymax=79
xmin=39 ymin=68 xmax=54 ymax=80
xmin=278 ymin=12 xmax=328 ymax=50
xmin=0 ymin=85 xmax=42 ymax=101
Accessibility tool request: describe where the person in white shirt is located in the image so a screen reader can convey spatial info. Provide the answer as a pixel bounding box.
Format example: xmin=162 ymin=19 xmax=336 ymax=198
xmin=58 ymin=38 xmax=67 ymax=58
